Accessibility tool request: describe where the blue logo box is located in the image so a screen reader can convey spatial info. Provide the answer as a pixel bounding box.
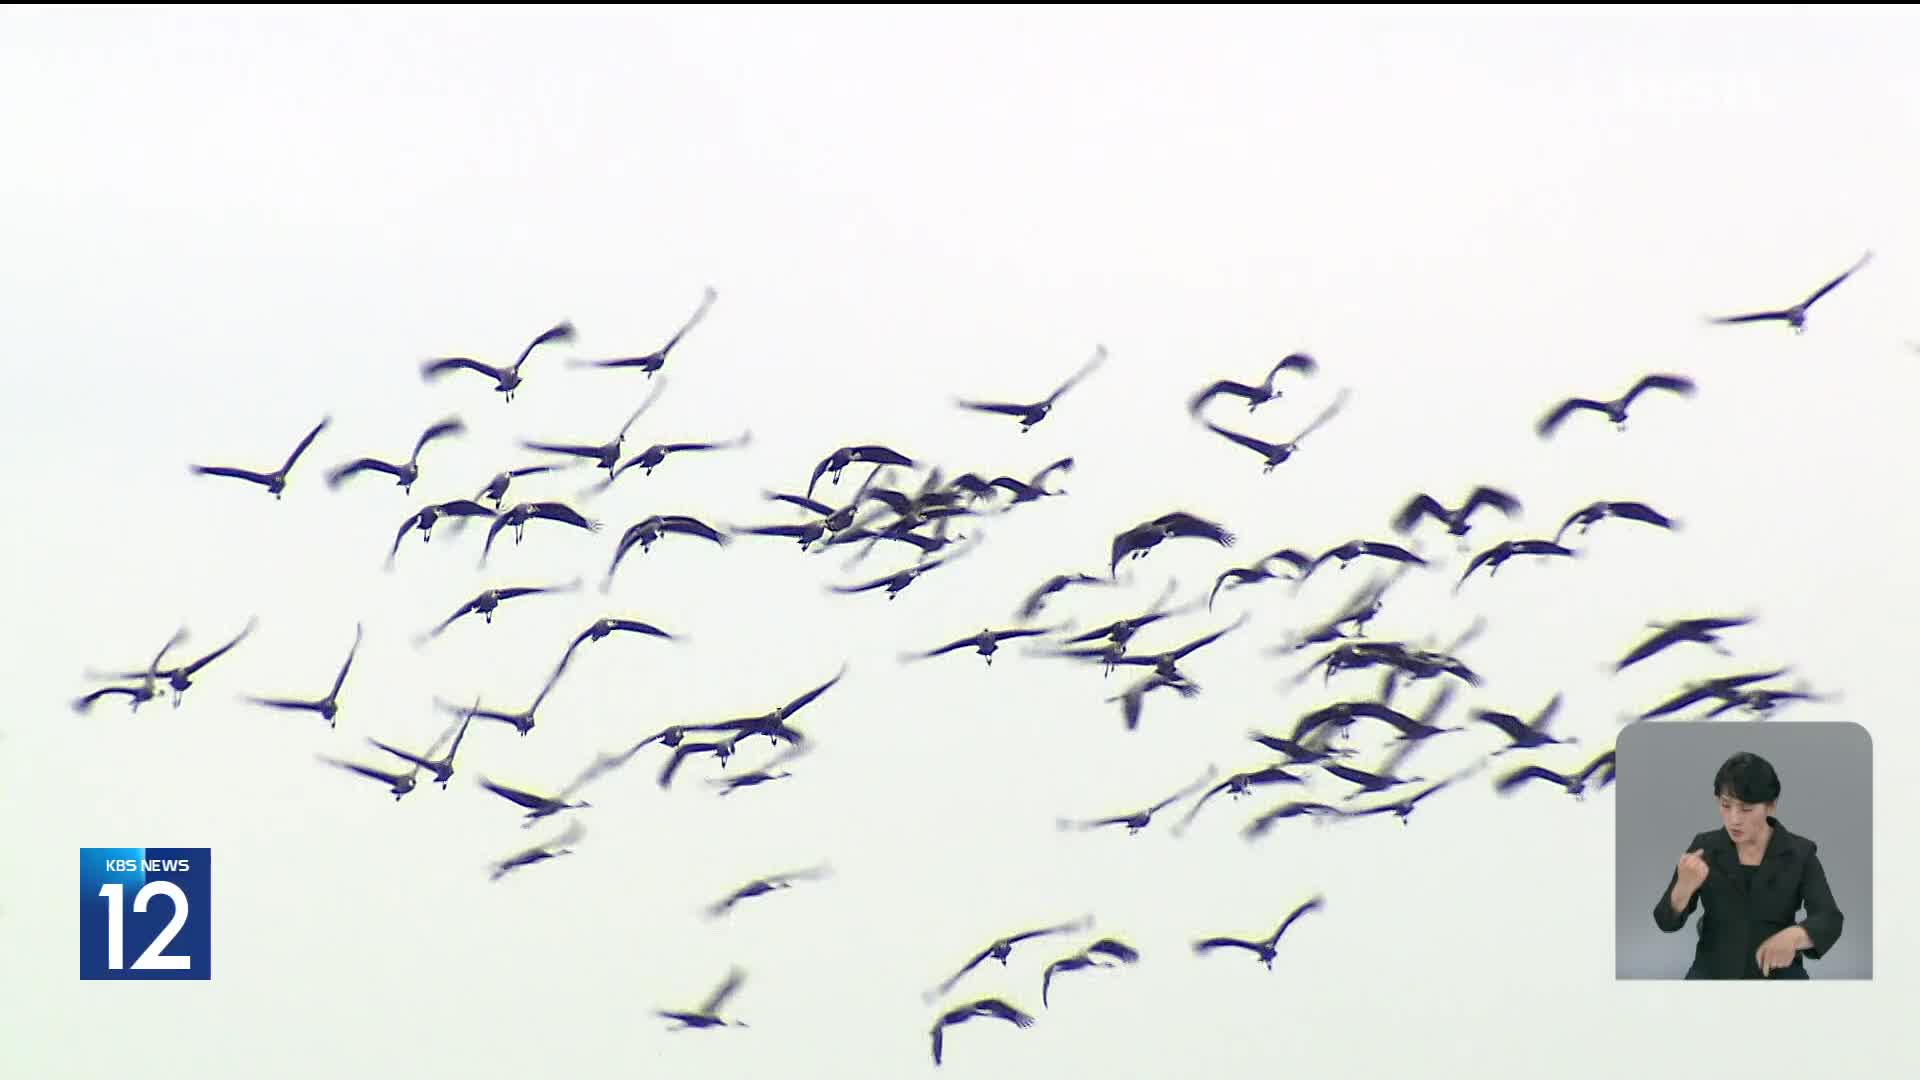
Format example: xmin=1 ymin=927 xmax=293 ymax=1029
xmin=80 ymin=848 xmax=211 ymax=980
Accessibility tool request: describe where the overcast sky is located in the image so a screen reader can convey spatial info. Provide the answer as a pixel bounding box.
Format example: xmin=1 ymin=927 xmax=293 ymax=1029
xmin=4 ymin=8 xmax=1915 ymax=1077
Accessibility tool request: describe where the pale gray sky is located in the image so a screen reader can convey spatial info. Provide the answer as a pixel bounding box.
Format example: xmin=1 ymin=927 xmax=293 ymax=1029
xmin=4 ymin=7 xmax=1917 ymax=1077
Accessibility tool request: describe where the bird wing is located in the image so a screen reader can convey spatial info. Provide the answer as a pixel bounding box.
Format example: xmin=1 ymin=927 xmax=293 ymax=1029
xmin=1455 ymin=544 xmax=1503 ymax=589
xmin=190 ymin=464 xmax=275 ymax=486
xmin=438 ymin=499 xmax=497 ymax=518
xmin=328 ymin=458 xmax=405 ymax=487
xmin=1204 ymin=421 xmax=1283 ymax=458
xmin=367 ymin=738 xmax=438 ymax=771
xmin=514 ymin=321 xmax=575 ymax=369
xmin=1188 ymin=380 xmax=1259 ymax=414
xmin=777 ymin=664 xmax=847 ymax=720
xmin=1193 ymin=937 xmax=1263 ymax=956
xmin=1086 ymin=939 xmax=1139 ymax=963
xmin=1152 ymin=766 xmax=1220 ymax=813
xmin=530 ymin=502 xmax=599 ymax=530
xmin=322 ymin=757 xmax=408 ymax=787
xmin=1623 ymin=373 xmax=1695 ymax=406
xmin=421 ymin=357 xmax=506 ymax=382
xmin=1270 ymin=894 xmax=1327 ymax=944
xmin=1272 ymin=351 xmax=1318 ymax=378
xmin=699 ymin=967 xmax=745 ymax=1016
xmin=768 ymin=491 xmax=834 ymax=516
xmin=1493 ymin=764 xmax=1572 ymax=794
xmin=1472 ymin=709 xmax=1531 ymax=741
xmin=246 ymin=695 xmax=322 ymax=713
xmin=180 ymin=618 xmax=257 ymax=675
xmin=411 ymin=416 xmax=466 ymax=459
xmin=1159 ymin=513 xmax=1234 ymax=545
xmin=1463 ymin=485 xmax=1522 ymax=519
xmin=658 ymin=285 xmax=718 ymax=355
xmin=1799 ymin=250 xmax=1872 ymax=308
xmin=956 ymin=398 xmax=1035 ymax=417
xmin=976 ymin=999 xmax=1034 ymax=1027
xmin=276 ymin=417 xmax=330 ymax=475
xmin=1029 ymin=456 xmax=1074 ymax=489
xmin=479 ymin=778 xmax=553 ymax=810
xmin=1044 ymin=344 xmax=1106 ymax=403
xmin=1290 ymin=387 xmax=1350 ymax=443
xmin=1709 ymin=310 xmax=1791 ymax=325
xmin=1614 ymin=625 xmax=1684 ymax=671
xmin=329 ymin=624 xmax=363 ymax=698
xmin=1392 ymin=494 xmax=1447 ymax=534
xmin=1535 ymin=397 xmax=1606 ymax=437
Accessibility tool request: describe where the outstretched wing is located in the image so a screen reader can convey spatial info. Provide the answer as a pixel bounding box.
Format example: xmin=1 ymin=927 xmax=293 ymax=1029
xmin=1204 ymin=421 xmax=1282 ymax=458
xmin=1493 ymin=764 xmax=1572 ymax=795
xmin=955 ymin=398 xmax=1034 ymax=417
xmin=1188 ymin=379 xmax=1260 ymax=415
xmin=1623 ymin=373 xmax=1695 ymax=406
xmin=412 ymin=416 xmax=467 ymax=459
xmin=328 ymin=457 xmax=405 ymax=488
xmin=278 ymin=417 xmax=330 ymax=475
xmin=1044 ymin=344 xmax=1106 ymax=403
xmin=1536 ymin=397 xmax=1607 ymax=437
xmin=1708 ymin=309 xmax=1790 ymax=326
xmin=421 ymin=356 xmax=505 ymax=382
xmin=1800 ymin=250 xmax=1872 ymax=308
xmin=699 ymin=967 xmax=745 ymax=1015
xmin=189 ymin=464 xmax=274 ymax=487
xmin=1392 ymin=494 xmax=1447 ymax=534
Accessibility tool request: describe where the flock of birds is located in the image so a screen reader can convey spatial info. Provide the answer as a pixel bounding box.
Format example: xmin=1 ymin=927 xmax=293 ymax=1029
xmin=70 ymin=254 xmax=1869 ymax=1065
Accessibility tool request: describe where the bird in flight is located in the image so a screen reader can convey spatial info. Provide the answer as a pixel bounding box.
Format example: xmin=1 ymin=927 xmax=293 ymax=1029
xmin=74 ymin=628 xmax=187 ymax=714
xmin=368 ymin=699 xmax=477 ymax=789
xmin=1110 ymin=512 xmax=1236 ymax=575
xmin=1536 ymin=373 xmax=1695 ymax=438
xmin=1200 ymin=388 xmax=1351 ymax=472
xmin=1456 ymin=538 xmax=1576 ymax=592
xmin=189 ymin=416 xmax=330 ymax=499
xmin=243 ymin=623 xmax=363 ymax=728
xmin=1493 ymin=749 xmax=1617 ymax=799
xmin=1189 ymin=352 xmax=1318 ymax=416
xmin=1553 ymin=500 xmax=1679 ymax=545
xmin=1057 ymin=766 xmax=1218 ymax=835
xmin=520 ymin=382 xmax=668 ymax=474
xmin=659 ymin=967 xmax=750 ymax=1031
xmin=420 ymin=321 xmax=573 ymax=402
xmin=806 ymin=444 xmax=916 ymax=500
xmin=568 ymin=286 xmax=718 ymax=376
xmin=954 ymin=345 xmax=1106 ymax=432
xmin=1392 ymin=485 xmax=1521 ymax=540
xmin=1708 ymin=251 xmax=1872 ymax=334
xmin=930 ymin=999 xmax=1034 ymax=1067
xmin=1474 ymin=693 xmax=1577 ymax=754
xmin=924 ymin=916 xmax=1094 ymax=1004
xmin=1040 ymin=939 xmax=1140 ymax=1008
xmin=417 ymin=582 xmax=580 ymax=644
xmin=489 ymin=820 xmax=584 ymax=883
xmin=1193 ymin=894 xmax=1326 ymax=968
xmin=704 ymin=864 xmax=833 ymax=919
xmin=98 ymin=618 xmax=256 ymax=709
xmin=1614 ymin=615 xmax=1753 ymax=673
xmin=327 ymin=416 xmax=466 ymax=495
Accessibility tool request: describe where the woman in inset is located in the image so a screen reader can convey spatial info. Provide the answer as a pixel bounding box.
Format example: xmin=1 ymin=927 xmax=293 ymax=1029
xmin=1653 ymin=750 xmax=1845 ymax=978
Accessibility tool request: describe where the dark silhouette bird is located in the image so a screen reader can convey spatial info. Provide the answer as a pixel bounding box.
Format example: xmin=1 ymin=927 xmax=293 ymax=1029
xmin=1614 ymin=615 xmax=1753 ymax=672
xmin=1306 ymin=539 xmax=1427 ymax=580
xmin=1346 ymin=760 xmax=1489 ymax=825
xmin=1474 ymin=694 xmax=1576 ymax=753
xmin=603 ymin=515 xmax=730 ymax=592
xmin=704 ymin=864 xmax=832 ymax=919
xmin=955 ymin=345 xmax=1106 ymax=432
xmin=1493 ymin=749 xmax=1617 ymax=799
xmin=827 ymin=536 xmax=977 ymax=600
xmin=559 ymin=617 xmax=679 ymax=671
xmin=1058 ymin=766 xmax=1218 ymax=835
xmin=1209 ymin=549 xmax=1315 ymax=609
xmin=568 ymin=286 xmax=718 ymax=376
xmin=960 ymin=456 xmax=1075 ymax=506
xmin=657 ymin=737 xmax=745 ymax=789
xmin=708 ymin=744 xmax=808 ymax=796
xmin=1708 ymin=251 xmax=1872 ymax=334
xmin=420 ymin=321 xmax=573 ymax=402
xmin=417 ymin=582 xmax=580 ymax=644
xmin=244 ymin=623 xmax=362 ymax=727
xmin=1189 ymin=353 xmax=1318 ymax=416
xmin=101 ymin=618 xmax=256 ymax=709
xmin=925 ymin=916 xmax=1094 ymax=1004
xmin=1242 ymin=800 xmax=1351 ymax=837
xmin=1193 ymin=895 xmax=1326 ymax=968
xmin=521 ymin=386 xmax=668 ymax=474
xmin=1291 ymin=700 xmax=1457 ymax=744
xmin=931 ymin=999 xmax=1034 ymax=1066
xmin=477 ymin=772 xmax=594 ymax=828
xmin=1110 ymin=512 xmax=1236 ymax=575
xmin=1055 ymin=578 xmax=1187 ymax=653
xmin=1016 ymin=571 xmax=1121 ymax=620
xmin=1323 ymin=760 xmax=1424 ymax=799
xmin=745 ymin=471 xmax=893 ymax=549
xmin=684 ymin=664 xmax=847 ymax=748
xmin=1392 ymin=486 xmax=1522 ymax=538
xmin=807 ymin=444 xmax=916 ymax=500
xmin=74 ymin=628 xmax=186 ymax=714
xmin=901 ymin=625 xmax=1060 ymax=666
xmin=1270 ymin=571 xmax=1401 ymax=652
xmin=1040 ymin=939 xmax=1140 ymax=1008
xmin=481 ymin=501 xmax=601 ymax=565
xmin=388 ymin=499 xmax=497 ymax=568
xmin=489 ymin=820 xmax=583 ymax=882
xmin=1105 ymin=670 xmax=1202 ymax=730
xmin=1638 ymin=668 xmax=1792 ymax=720
xmin=317 ymin=754 xmax=420 ymax=801
xmin=368 ymin=700 xmax=476 ymax=788
xmin=1174 ymin=765 xmax=1308 ymax=834
xmin=476 ymin=464 xmax=564 ymax=507
xmin=327 ymin=416 xmax=466 ymax=494
xmin=189 ymin=416 xmax=330 ymax=499
xmin=1704 ymin=684 xmax=1835 ymax=718
xmin=604 ymin=431 xmax=752 ymax=487
xmin=1103 ymin=614 xmax=1249 ymax=683
xmin=441 ymin=652 xmax=573 ymax=737
xmin=1456 ymin=538 xmax=1576 ymax=591
xmin=1553 ymin=500 xmax=1680 ymax=545
xmin=1247 ymin=731 xmax=1356 ymax=765
xmin=1536 ymin=374 xmax=1695 ymax=437
xmin=660 ymin=967 xmax=750 ymax=1031
xmin=1201 ymin=388 xmax=1350 ymax=472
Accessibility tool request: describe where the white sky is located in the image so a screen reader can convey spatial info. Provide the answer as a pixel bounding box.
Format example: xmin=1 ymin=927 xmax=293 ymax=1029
xmin=4 ymin=7 xmax=1917 ymax=1077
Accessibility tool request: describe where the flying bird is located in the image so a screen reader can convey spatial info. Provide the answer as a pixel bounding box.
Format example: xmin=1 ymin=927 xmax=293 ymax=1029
xmin=1614 ymin=615 xmax=1753 ymax=672
xmin=100 ymin=618 xmax=256 ymax=709
xmin=316 ymin=754 xmax=420 ymax=801
xmin=900 ymin=625 xmax=1060 ymax=666
xmin=1305 ymin=539 xmax=1427 ymax=580
xmin=489 ymin=820 xmax=584 ymax=882
xmin=1536 ymin=374 xmax=1695 ymax=437
xmin=1474 ymin=694 xmax=1576 ymax=753
xmin=1110 ymin=512 xmax=1236 ymax=575
xmin=444 ymin=652 xmax=574 ymax=736
xmin=1553 ymin=500 xmax=1680 ymax=545
xmin=1040 ymin=939 xmax=1141 ymax=1008
xmin=1057 ymin=766 xmax=1218 ymax=835
xmin=704 ymin=864 xmax=832 ymax=919
xmin=476 ymin=773 xmax=595 ymax=828
xmin=1638 ymin=668 xmax=1792 ymax=720
xmin=521 ymin=384 xmax=668 ymax=474
xmin=828 ymin=536 xmax=978 ymax=601
xmin=417 ymin=582 xmax=580 ymax=644
xmin=1189 ymin=352 xmax=1318 ymax=416
xmin=1346 ymin=759 xmax=1489 ymax=825
xmin=568 ymin=286 xmax=718 ymax=375
xmin=924 ymin=916 xmax=1094 ymax=1004
xmin=189 ymin=416 xmax=330 ymax=499
xmin=806 ymin=444 xmax=915 ymax=500
xmin=1193 ymin=895 xmax=1326 ymax=968
xmin=1174 ymin=765 xmax=1308 ymax=834
xmin=1493 ymin=749 xmax=1617 ymax=799
xmin=1200 ymin=388 xmax=1350 ymax=472
xmin=930 ymin=999 xmax=1034 ymax=1066
xmin=602 ymin=515 xmax=730 ymax=592
xmin=1392 ymin=486 xmax=1522 ymax=539
xmin=368 ymin=700 xmax=476 ymax=788
xmin=476 ymin=464 xmax=565 ymax=507
xmin=481 ymin=501 xmax=601 ymax=565
xmin=420 ymin=320 xmax=573 ymax=402
xmin=604 ymin=431 xmax=753 ymax=486
xmin=243 ymin=623 xmax=363 ymax=727
xmin=1016 ymin=571 xmax=1120 ymax=620
xmin=388 ymin=499 xmax=498 ymax=568
xmin=1708 ymin=251 xmax=1872 ymax=333
xmin=326 ymin=416 xmax=466 ymax=494
xmin=1209 ymin=549 xmax=1315 ymax=609
xmin=74 ymin=628 xmax=186 ymax=714
xmin=1456 ymin=538 xmax=1576 ymax=591
xmin=954 ymin=345 xmax=1106 ymax=432
xmin=1105 ymin=670 xmax=1203 ymax=730
xmin=659 ymin=967 xmax=750 ymax=1031
xmin=558 ymin=617 xmax=679 ymax=671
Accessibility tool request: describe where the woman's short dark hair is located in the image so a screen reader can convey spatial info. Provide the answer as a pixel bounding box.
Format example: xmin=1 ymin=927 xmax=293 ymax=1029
xmin=1713 ymin=751 xmax=1781 ymax=805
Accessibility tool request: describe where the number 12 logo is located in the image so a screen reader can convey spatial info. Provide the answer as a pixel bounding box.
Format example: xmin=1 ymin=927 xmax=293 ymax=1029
xmin=80 ymin=848 xmax=211 ymax=980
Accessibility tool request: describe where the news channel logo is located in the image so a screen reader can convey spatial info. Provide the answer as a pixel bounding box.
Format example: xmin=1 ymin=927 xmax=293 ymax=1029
xmin=79 ymin=848 xmax=211 ymax=980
